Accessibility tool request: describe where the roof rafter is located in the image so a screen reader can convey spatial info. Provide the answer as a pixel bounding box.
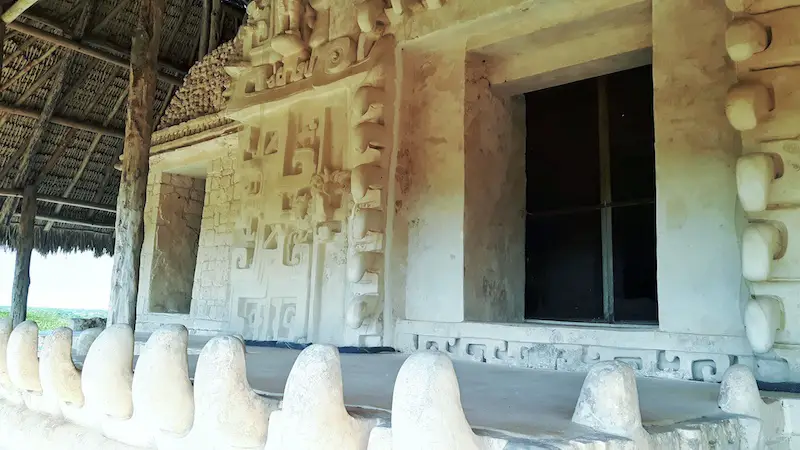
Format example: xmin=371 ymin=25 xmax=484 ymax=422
xmin=0 ymin=0 xmax=94 ymax=224
xmin=0 ymin=103 xmax=123 ymax=137
xmin=0 ymin=189 xmax=116 ymax=213
xmin=44 ymin=85 xmax=127 ymax=230
xmin=9 ymin=20 xmax=184 ymax=85
xmin=0 ymin=44 xmax=58 ymax=91
xmin=1 ymin=0 xmax=40 ymax=24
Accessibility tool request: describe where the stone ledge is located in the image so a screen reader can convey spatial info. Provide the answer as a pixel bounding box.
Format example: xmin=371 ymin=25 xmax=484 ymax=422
xmin=396 ymin=320 xmax=754 ymax=382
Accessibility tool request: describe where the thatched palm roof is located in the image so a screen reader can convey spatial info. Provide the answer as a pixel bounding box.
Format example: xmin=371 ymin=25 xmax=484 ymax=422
xmin=0 ymin=0 xmax=244 ymax=256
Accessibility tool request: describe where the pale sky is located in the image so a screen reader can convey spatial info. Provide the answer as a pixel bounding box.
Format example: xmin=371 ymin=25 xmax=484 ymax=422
xmin=0 ymin=249 xmax=111 ymax=310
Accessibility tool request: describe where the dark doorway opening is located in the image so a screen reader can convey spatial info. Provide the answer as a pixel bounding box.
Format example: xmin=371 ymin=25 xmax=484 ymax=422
xmin=524 ymin=65 xmax=657 ymax=324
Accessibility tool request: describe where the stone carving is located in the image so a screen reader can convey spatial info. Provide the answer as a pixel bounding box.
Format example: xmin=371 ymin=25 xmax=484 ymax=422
xmin=230 ymin=108 xmax=356 ymax=343
xmin=401 ymin=333 xmax=751 ymax=383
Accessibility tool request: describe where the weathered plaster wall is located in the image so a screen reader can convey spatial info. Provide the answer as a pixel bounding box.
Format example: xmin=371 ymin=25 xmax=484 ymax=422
xmin=399 ymin=42 xmax=467 ymax=323
xmin=652 ymin=0 xmax=748 ymax=336
xmin=463 ymin=55 xmax=526 ymax=323
xmin=147 ymin=174 xmax=204 ymax=314
xmin=138 ymin=173 xmax=204 ymax=315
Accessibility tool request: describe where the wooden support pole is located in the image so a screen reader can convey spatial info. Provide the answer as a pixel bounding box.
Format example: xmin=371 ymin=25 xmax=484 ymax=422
xmin=208 ymin=0 xmax=221 ymax=54
xmin=198 ymin=0 xmax=210 ymax=59
xmin=0 ymin=20 xmax=5 ymax=76
xmin=8 ymin=21 xmax=183 ymax=86
xmin=108 ymin=0 xmax=164 ymax=329
xmin=10 ymin=185 xmax=36 ymax=327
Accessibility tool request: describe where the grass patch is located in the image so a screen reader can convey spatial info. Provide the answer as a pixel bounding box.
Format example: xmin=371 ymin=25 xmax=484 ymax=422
xmin=0 ymin=307 xmax=106 ymax=331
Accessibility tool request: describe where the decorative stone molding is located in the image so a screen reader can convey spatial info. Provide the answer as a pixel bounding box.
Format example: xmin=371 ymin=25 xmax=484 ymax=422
xmin=396 ymin=321 xmax=755 ymax=383
xmin=726 ymin=2 xmax=800 ymax=360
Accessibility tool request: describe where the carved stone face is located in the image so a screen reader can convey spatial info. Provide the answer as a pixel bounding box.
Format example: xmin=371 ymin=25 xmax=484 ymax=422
xmin=292 ymin=192 xmax=311 ymax=219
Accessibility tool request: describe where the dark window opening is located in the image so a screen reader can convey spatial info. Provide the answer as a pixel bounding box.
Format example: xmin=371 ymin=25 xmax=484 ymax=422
xmin=524 ymin=65 xmax=657 ymax=324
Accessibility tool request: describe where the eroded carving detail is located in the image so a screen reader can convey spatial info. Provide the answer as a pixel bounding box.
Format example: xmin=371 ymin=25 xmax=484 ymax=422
xmin=404 ymin=334 xmax=750 ymax=383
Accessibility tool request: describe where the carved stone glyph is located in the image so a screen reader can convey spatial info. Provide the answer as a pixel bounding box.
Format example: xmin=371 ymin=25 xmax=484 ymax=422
xmin=220 ymin=0 xmax=396 ymax=347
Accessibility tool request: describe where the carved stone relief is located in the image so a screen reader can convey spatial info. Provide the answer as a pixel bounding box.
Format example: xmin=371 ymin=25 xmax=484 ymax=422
xmin=401 ymin=333 xmax=753 ymax=383
xmin=222 ymin=0 xmax=396 ymax=346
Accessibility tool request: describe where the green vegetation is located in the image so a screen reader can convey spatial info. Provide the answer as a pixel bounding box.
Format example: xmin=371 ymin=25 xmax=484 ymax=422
xmin=0 ymin=307 xmax=106 ymax=331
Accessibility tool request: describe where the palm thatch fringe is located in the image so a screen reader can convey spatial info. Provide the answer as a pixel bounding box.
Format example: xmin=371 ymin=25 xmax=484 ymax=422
xmin=0 ymin=223 xmax=114 ymax=256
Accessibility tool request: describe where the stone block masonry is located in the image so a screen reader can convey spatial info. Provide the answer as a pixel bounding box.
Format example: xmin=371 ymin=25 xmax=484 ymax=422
xmin=191 ymin=152 xmax=236 ymax=322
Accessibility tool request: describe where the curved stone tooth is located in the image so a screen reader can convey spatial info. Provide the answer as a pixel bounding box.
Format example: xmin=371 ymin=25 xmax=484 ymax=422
xmin=726 ymin=18 xmax=769 ymax=62
xmin=7 ymin=320 xmax=41 ymax=394
xmin=265 ymin=344 xmax=374 ymax=449
xmin=346 ymin=295 xmax=380 ymax=329
xmin=353 ymin=122 xmax=389 ymax=154
xmin=745 ymin=296 xmax=783 ymax=354
xmin=718 ymin=365 xmax=765 ymax=449
xmin=571 ymin=361 xmax=650 ymax=447
xmin=40 ymin=327 xmax=83 ymax=409
xmin=725 ymin=82 xmax=774 ymax=131
xmin=0 ymin=317 xmax=21 ymax=403
xmin=351 ymin=164 xmax=386 ymax=201
xmin=347 ymin=251 xmax=377 ymax=283
xmin=192 ymin=335 xmax=272 ymax=449
xmin=742 ymin=222 xmax=784 ymax=282
xmin=353 ymin=86 xmax=386 ymax=118
xmin=352 ymin=208 xmax=384 ymax=240
xmin=132 ymin=324 xmax=193 ymax=437
xmin=356 ymin=0 xmax=387 ymax=34
xmin=81 ymin=324 xmax=134 ymax=420
xmin=74 ymin=327 xmax=104 ymax=358
xmin=390 ymin=351 xmax=490 ymax=449
xmin=736 ymin=153 xmax=780 ymax=213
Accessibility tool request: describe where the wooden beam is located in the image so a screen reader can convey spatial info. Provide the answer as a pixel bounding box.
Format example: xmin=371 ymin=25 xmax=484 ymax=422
xmin=32 ymin=128 xmax=76 ymax=186
xmin=0 ymin=44 xmax=58 ymax=92
xmin=0 ymin=18 xmax=5 ymax=77
xmin=10 ymin=185 xmax=36 ymax=327
xmin=45 ymin=88 xmax=127 ymax=231
xmin=198 ymin=0 xmax=210 ymax=59
xmin=82 ymin=35 xmax=186 ymax=78
xmin=165 ymin=0 xmax=190 ymax=56
xmin=89 ymin=0 xmax=129 ymax=34
xmin=0 ymin=56 xmax=66 ymax=130
xmin=0 ymin=53 xmax=70 ymax=223
xmin=0 ymin=189 xmax=116 ymax=213
xmin=0 ymin=134 xmax=31 ymax=184
xmin=8 ymin=21 xmax=183 ymax=86
xmin=5 ymin=35 xmax=35 ymax=65
xmin=13 ymin=213 xmax=115 ymax=229
xmin=208 ymin=0 xmax=221 ymax=54
xmin=56 ymin=59 xmax=99 ymax=110
xmin=2 ymin=0 xmax=40 ymax=24
xmin=108 ymin=0 xmax=164 ymax=328
xmin=0 ymin=103 xmax=124 ymax=138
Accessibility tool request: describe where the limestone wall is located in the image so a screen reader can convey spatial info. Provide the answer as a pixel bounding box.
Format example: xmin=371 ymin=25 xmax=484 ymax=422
xmin=141 ymin=0 xmax=800 ymax=382
xmin=0 ymin=319 xmax=785 ymax=449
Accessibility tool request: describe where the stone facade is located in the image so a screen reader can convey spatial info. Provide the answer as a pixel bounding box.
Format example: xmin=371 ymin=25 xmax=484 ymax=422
xmin=135 ymin=0 xmax=800 ymax=384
